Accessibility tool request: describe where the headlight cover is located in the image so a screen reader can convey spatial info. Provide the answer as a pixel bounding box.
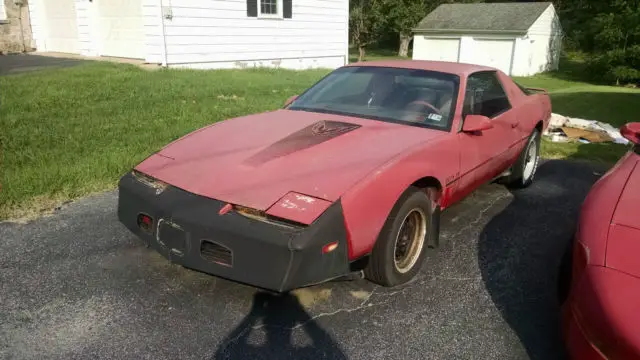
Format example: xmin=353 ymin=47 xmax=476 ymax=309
xmin=266 ymin=192 xmax=333 ymax=225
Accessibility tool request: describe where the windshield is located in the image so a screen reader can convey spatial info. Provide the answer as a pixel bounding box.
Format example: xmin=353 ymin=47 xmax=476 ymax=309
xmin=288 ymin=66 xmax=459 ymax=130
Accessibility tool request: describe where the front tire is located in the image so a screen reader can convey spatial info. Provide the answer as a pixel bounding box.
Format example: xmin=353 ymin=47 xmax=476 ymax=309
xmin=505 ymin=128 xmax=541 ymax=188
xmin=364 ymin=187 xmax=433 ymax=287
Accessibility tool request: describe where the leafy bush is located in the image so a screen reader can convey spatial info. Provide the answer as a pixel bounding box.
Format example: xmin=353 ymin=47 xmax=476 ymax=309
xmin=586 ymin=45 xmax=640 ymax=85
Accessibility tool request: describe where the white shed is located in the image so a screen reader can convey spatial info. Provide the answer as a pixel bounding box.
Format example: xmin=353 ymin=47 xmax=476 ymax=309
xmin=412 ymin=2 xmax=563 ymax=77
xmin=26 ymin=0 xmax=349 ymax=70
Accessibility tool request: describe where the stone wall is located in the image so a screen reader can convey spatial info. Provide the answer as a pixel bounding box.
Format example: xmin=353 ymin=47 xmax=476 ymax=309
xmin=0 ymin=0 xmax=34 ymax=54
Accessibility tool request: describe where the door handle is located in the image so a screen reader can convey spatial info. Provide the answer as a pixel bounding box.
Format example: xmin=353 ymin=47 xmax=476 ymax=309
xmin=511 ymin=122 xmax=519 ymax=129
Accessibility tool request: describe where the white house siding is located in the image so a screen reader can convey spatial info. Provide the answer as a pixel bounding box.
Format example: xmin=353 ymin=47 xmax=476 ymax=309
xmin=27 ymin=0 xmax=43 ymax=50
xmin=156 ymin=0 xmax=348 ymax=69
xmin=527 ymin=5 xmax=554 ymax=35
xmin=510 ymin=36 xmax=533 ymax=77
xmin=525 ymin=5 xmax=562 ymax=74
xmin=75 ymin=0 xmax=93 ymax=55
xmin=142 ymin=0 xmax=165 ymax=64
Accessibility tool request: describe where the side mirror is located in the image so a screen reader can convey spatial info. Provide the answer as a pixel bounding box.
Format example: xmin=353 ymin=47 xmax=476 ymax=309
xmin=620 ymin=122 xmax=640 ymax=144
xmin=462 ymin=115 xmax=493 ymax=133
xmin=283 ymin=95 xmax=298 ymax=107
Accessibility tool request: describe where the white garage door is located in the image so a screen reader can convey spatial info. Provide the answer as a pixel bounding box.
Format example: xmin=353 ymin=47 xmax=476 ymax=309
xmin=413 ymin=37 xmax=460 ymax=62
xmin=95 ymin=0 xmax=145 ymax=59
xmin=40 ymin=0 xmax=79 ymax=54
xmin=473 ymin=39 xmax=515 ymax=75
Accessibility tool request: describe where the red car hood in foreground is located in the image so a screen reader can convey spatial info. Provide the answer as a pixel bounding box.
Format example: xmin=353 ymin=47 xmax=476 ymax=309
xmin=135 ymin=109 xmax=445 ymax=211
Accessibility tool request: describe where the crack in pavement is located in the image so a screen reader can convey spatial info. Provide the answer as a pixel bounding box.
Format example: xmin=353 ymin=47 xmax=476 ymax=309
xmin=220 ymin=269 xmax=482 ymax=354
xmin=216 ymin=223 xmax=494 ymax=359
xmin=444 ymin=192 xmax=511 ymax=254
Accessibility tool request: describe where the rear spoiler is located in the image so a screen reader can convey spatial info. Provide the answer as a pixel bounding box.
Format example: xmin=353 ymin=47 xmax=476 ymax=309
xmin=524 ymin=87 xmax=548 ymax=94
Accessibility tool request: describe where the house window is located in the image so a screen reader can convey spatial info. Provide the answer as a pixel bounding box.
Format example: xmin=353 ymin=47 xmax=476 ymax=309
xmin=247 ymin=0 xmax=292 ymax=19
xmin=260 ymin=0 xmax=278 ymax=15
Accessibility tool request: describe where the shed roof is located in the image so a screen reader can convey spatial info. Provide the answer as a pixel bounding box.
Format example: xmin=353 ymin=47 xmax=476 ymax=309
xmin=414 ymin=2 xmax=553 ymax=34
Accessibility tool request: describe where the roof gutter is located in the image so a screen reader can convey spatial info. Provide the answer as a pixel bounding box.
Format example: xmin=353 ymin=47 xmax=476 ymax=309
xmin=411 ymin=28 xmax=527 ymax=36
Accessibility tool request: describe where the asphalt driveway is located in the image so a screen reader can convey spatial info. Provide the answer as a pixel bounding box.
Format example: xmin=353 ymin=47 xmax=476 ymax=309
xmin=0 ymin=160 xmax=604 ymax=360
xmin=0 ymin=54 xmax=85 ymax=76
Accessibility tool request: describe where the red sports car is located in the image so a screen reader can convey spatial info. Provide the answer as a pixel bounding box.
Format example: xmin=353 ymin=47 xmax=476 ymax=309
xmin=562 ymin=122 xmax=640 ymax=359
xmin=118 ymin=60 xmax=551 ymax=292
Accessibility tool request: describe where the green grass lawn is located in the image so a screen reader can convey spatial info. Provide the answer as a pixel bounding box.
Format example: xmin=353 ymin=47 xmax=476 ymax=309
xmin=1 ymin=55 xmax=639 ymax=220
xmin=0 ymin=63 xmax=328 ymax=220
xmin=513 ymin=70 xmax=638 ymax=163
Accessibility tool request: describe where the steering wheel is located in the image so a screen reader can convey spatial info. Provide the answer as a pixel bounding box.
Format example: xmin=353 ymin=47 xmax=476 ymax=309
xmin=406 ymin=100 xmax=441 ymax=115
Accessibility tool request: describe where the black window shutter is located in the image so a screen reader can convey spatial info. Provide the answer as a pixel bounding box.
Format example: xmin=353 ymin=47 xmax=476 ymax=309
xmin=247 ymin=0 xmax=257 ymax=17
xmin=283 ymin=0 xmax=292 ymax=18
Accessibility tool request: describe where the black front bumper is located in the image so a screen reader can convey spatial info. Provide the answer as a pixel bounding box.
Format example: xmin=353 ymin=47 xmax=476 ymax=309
xmin=117 ymin=172 xmax=350 ymax=292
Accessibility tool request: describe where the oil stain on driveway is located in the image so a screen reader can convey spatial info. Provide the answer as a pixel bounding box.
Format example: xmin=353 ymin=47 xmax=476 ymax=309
xmin=0 ymin=160 xmax=604 ymax=360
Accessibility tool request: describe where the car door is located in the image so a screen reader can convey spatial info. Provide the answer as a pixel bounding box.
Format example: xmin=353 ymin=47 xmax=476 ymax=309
xmin=455 ymin=71 xmax=519 ymax=197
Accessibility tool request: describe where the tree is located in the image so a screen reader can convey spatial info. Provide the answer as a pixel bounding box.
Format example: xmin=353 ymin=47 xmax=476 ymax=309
xmin=350 ymin=0 xmax=386 ymax=61
xmin=559 ymin=0 xmax=640 ymax=84
xmin=382 ymin=0 xmax=428 ymax=57
xmin=383 ymin=0 xmax=484 ymax=57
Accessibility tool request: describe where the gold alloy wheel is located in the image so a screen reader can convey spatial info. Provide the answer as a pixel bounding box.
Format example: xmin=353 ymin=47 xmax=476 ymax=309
xmin=393 ymin=208 xmax=427 ymax=274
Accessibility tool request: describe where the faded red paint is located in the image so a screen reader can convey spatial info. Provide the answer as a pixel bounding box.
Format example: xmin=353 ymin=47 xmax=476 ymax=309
xmin=134 ymin=61 xmax=551 ymax=260
xmin=135 ymin=111 xmax=447 ymax=214
xmin=345 ymin=59 xmax=496 ymax=77
xmin=265 ymin=192 xmax=333 ymax=225
xmin=563 ymin=130 xmax=640 ymax=359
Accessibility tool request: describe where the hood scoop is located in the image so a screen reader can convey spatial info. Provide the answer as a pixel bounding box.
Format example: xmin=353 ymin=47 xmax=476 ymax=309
xmin=243 ymin=120 xmax=361 ymax=166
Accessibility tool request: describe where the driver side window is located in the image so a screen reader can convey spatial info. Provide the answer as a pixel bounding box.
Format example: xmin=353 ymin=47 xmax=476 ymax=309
xmin=463 ymin=72 xmax=511 ymax=119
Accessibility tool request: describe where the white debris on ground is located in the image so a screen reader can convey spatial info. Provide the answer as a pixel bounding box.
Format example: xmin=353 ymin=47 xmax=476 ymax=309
xmin=543 ymin=113 xmax=630 ymax=145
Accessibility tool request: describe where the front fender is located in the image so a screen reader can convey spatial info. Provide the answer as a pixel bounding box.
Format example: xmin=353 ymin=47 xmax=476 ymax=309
xmin=341 ymin=141 xmax=458 ymax=260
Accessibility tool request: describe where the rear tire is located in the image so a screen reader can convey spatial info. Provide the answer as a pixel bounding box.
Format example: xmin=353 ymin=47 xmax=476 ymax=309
xmin=504 ymin=129 xmax=541 ymax=188
xmin=364 ymin=187 xmax=433 ymax=287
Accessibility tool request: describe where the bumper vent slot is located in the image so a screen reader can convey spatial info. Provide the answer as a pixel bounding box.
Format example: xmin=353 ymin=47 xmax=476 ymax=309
xmin=200 ymin=240 xmax=233 ymax=267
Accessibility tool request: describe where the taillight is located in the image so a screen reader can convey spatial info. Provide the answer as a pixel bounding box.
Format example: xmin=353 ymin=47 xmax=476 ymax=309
xmin=137 ymin=213 xmax=153 ymax=232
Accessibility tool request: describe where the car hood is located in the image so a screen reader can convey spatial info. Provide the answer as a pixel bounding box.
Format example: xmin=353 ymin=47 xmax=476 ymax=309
xmin=135 ymin=109 xmax=445 ymax=211
xmin=606 ymin=157 xmax=640 ymax=277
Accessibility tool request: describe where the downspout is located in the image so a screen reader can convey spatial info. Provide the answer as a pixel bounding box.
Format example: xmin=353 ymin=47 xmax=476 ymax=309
xmin=158 ymin=0 xmax=168 ymax=67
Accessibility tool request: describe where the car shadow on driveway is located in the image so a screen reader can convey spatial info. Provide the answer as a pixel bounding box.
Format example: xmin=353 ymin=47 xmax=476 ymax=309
xmin=212 ymin=291 xmax=348 ymax=360
xmin=478 ymin=160 xmax=605 ymax=360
